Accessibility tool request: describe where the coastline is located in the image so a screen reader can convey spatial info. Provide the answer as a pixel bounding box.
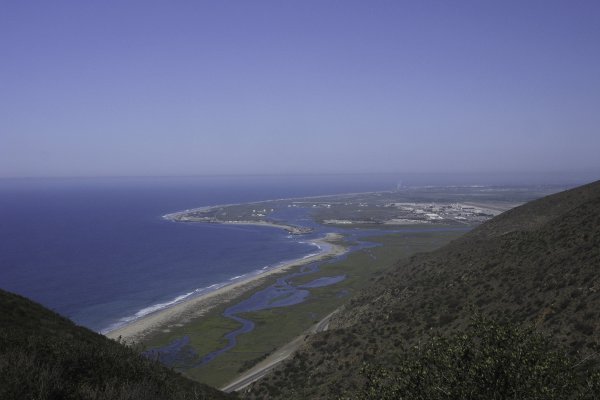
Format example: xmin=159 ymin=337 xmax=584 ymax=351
xmin=174 ymin=218 xmax=312 ymax=235
xmin=104 ymin=233 xmax=346 ymax=344
xmin=160 ymin=189 xmax=392 ymax=221
xmin=163 ymin=209 xmax=313 ymax=235
xmin=159 ymin=188 xmax=396 ymax=233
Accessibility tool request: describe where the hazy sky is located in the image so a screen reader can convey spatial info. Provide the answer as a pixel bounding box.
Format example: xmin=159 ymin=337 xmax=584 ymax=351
xmin=2 ymin=1 xmax=599 ymax=178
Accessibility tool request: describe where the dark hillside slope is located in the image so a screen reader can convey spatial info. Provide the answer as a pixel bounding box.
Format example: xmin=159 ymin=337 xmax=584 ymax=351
xmin=245 ymin=180 xmax=600 ymax=399
xmin=462 ymin=179 xmax=600 ymax=240
xmin=0 ymin=289 xmax=231 ymax=400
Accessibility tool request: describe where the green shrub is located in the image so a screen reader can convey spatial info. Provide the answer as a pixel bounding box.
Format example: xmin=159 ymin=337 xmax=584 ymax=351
xmin=359 ymin=317 xmax=599 ymax=400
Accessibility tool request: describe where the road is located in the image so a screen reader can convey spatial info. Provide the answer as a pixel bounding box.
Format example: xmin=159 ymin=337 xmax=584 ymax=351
xmin=220 ymin=309 xmax=339 ymax=393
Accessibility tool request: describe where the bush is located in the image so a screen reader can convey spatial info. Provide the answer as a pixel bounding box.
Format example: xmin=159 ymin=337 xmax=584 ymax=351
xmin=359 ymin=317 xmax=599 ymax=400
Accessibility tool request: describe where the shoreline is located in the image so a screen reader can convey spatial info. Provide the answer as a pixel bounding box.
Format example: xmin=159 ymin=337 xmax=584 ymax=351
xmin=172 ymin=218 xmax=313 ymax=235
xmin=104 ymin=233 xmax=347 ymax=344
xmin=163 ymin=206 xmax=314 ymax=235
xmin=160 ymin=189 xmax=395 ymax=222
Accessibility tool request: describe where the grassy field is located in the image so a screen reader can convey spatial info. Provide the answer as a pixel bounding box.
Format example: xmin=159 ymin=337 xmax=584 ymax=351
xmin=141 ymin=229 xmax=466 ymax=388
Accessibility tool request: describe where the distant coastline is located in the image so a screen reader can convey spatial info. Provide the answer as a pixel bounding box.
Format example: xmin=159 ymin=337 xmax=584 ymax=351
xmin=163 ymin=207 xmax=314 ymax=235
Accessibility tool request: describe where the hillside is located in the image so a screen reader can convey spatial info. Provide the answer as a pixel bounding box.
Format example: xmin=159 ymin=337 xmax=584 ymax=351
xmin=0 ymin=289 xmax=231 ymax=400
xmin=244 ymin=180 xmax=600 ymax=399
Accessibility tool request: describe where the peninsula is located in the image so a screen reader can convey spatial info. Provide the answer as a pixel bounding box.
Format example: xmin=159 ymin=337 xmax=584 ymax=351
xmin=164 ymin=206 xmax=313 ymax=235
xmin=164 ymin=185 xmax=564 ymax=232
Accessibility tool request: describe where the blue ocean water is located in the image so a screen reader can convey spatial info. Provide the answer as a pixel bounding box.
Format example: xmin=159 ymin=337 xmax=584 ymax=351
xmin=0 ymin=175 xmax=399 ymax=332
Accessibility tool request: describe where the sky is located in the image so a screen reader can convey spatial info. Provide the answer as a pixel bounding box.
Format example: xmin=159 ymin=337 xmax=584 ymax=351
xmin=1 ymin=1 xmax=600 ymax=178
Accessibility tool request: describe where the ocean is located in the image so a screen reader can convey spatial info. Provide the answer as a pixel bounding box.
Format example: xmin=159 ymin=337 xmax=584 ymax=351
xmin=2 ymin=172 xmax=583 ymax=333
xmin=0 ymin=175 xmax=399 ymax=332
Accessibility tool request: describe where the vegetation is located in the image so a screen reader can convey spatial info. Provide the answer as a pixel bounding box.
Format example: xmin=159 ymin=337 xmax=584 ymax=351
xmin=0 ymin=289 xmax=230 ymax=400
xmin=3 ymin=181 xmax=598 ymax=399
xmin=143 ymin=230 xmax=463 ymax=388
xmin=360 ymin=316 xmax=600 ymax=400
xmin=245 ymin=180 xmax=600 ymax=399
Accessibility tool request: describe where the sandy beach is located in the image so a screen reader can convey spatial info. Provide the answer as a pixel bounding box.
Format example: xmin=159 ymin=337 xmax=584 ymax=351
xmin=105 ymin=233 xmax=346 ymax=344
